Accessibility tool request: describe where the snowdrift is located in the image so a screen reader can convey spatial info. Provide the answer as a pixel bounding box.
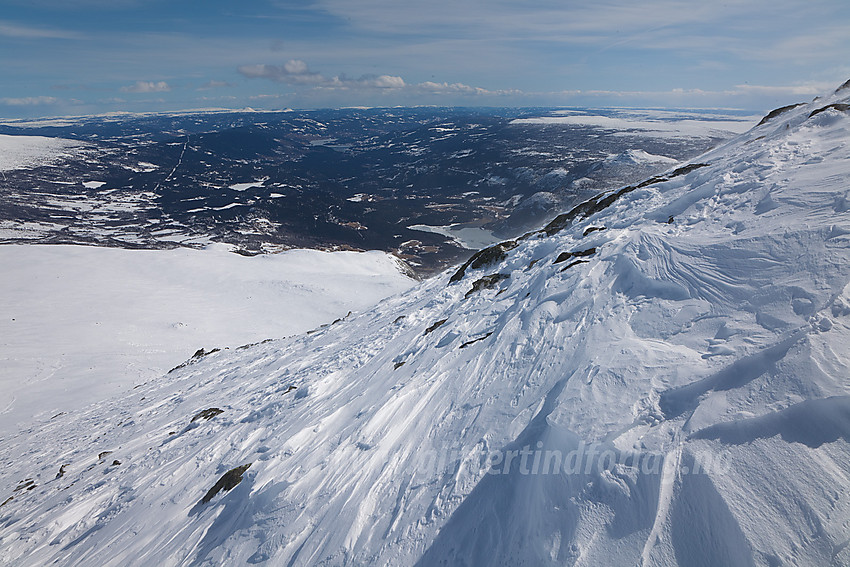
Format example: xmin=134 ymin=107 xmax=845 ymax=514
xmin=2 ymin=82 xmax=850 ymax=566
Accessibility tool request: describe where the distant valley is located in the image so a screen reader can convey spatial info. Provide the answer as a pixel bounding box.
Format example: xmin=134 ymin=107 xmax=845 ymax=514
xmin=0 ymin=107 xmax=756 ymax=274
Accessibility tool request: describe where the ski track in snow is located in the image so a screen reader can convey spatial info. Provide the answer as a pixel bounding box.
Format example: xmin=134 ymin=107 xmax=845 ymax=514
xmin=2 ymin=86 xmax=850 ymax=566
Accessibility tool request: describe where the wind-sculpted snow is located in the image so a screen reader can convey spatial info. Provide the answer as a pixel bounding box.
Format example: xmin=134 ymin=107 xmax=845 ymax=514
xmin=2 ymin=84 xmax=850 ymax=566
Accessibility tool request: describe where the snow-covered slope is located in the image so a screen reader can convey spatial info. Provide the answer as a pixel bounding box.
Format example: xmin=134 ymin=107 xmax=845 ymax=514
xmin=2 ymin=83 xmax=850 ymax=566
xmin=0 ymin=244 xmax=415 ymax=432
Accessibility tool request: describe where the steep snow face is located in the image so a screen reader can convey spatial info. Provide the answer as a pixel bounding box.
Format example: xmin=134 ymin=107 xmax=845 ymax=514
xmin=2 ymin=86 xmax=850 ymax=566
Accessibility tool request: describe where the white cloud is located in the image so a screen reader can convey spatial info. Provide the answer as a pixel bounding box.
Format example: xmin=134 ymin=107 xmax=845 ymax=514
xmin=283 ymin=59 xmax=308 ymax=74
xmin=0 ymin=96 xmax=59 ymax=106
xmin=369 ymin=75 xmax=405 ymax=88
xmin=120 ymin=81 xmax=171 ymax=93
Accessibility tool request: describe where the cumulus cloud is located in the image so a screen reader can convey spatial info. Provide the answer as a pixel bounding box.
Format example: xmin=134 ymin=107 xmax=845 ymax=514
xmin=0 ymin=96 xmax=59 ymax=106
xmin=120 ymin=81 xmax=171 ymax=93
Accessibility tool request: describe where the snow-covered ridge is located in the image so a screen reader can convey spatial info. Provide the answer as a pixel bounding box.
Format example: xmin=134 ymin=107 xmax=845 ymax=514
xmin=1 ymin=82 xmax=850 ymax=566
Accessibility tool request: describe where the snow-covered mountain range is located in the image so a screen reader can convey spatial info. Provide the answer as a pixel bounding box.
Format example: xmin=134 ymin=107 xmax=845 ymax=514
xmin=2 ymin=81 xmax=850 ymax=566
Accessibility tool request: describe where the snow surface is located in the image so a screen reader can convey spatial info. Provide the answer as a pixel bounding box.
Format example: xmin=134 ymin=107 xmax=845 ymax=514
xmin=511 ymin=108 xmax=761 ymax=138
xmin=0 ymin=134 xmax=86 ymax=172
xmin=0 ymin=244 xmax=414 ymax=433
xmin=2 ymin=85 xmax=850 ymax=566
xmin=229 ymin=178 xmax=268 ymax=192
xmin=606 ymin=148 xmax=679 ymax=165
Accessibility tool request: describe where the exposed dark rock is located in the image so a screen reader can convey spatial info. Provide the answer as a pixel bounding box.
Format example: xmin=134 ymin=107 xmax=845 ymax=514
xmin=446 ymin=161 xmax=714 ymax=283
xmin=667 ymin=216 xmax=675 ymax=224
xmin=835 ymin=78 xmax=850 ymax=93
xmin=465 ymin=273 xmax=510 ymax=297
xmin=553 ymin=247 xmax=596 ymax=265
xmin=543 ymin=165 xmax=709 ymax=237
xmin=191 ymin=408 xmax=224 ymax=422
xmin=636 ymin=175 xmax=668 ymax=188
xmin=561 ymin=259 xmax=590 ymax=271
xmin=757 ymin=103 xmax=805 ymax=126
xmin=14 ymin=479 xmax=36 ymax=492
xmin=236 ymin=338 xmax=274 ymax=351
xmin=424 ymin=318 xmax=448 ymax=335
xmin=394 ymin=361 xmax=406 ymax=370
xmin=393 ymin=315 xmax=405 ymax=323
xmin=0 ymin=496 xmax=12 ymax=508
xmin=668 ymin=163 xmax=710 ymax=178
xmin=199 ymin=463 xmax=252 ymax=505
xmin=56 ymin=464 xmax=69 ymax=479
xmin=449 ymin=241 xmax=518 ymax=283
xmin=284 ymin=385 xmax=297 ymax=394
xmin=459 ymin=332 xmax=494 ymax=349
xmin=541 ymin=184 xmax=639 ymax=237
xmin=582 ymin=226 xmax=605 ymax=237
xmin=332 ymin=311 xmax=352 ymax=325
xmin=234 ymin=249 xmax=262 ymax=257
xmin=169 ymin=347 xmax=221 ymax=373
xmin=98 ymin=451 xmax=112 ymax=461
xmin=809 ymin=103 xmax=850 ymax=119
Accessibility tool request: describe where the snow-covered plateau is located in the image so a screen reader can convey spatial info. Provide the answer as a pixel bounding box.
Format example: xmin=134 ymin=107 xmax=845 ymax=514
xmin=2 ymin=82 xmax=850 ymax=566
xmin=0 ymin=244 xmax=415 ymax=433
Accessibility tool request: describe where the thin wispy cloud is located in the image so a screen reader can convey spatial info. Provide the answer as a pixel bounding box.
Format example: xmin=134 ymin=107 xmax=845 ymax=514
xmin=0 ymin=20 xmax=81 ymax=40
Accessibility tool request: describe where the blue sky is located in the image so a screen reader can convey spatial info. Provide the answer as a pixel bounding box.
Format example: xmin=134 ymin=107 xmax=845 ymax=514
xmin=1 ymin=0 xmax=849 ymax=118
